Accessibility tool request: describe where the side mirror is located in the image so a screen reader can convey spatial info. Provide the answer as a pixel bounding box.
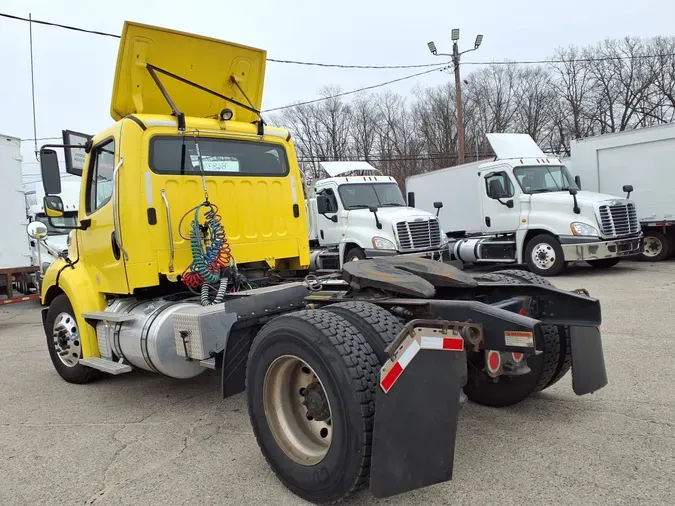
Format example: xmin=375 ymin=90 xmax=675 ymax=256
xmin=44 ymin=195 xmax=65 ymax=218
xmin=506 ymin=200 xmax=514 ymax=209
xmin=488 ymin=179 xmax=505 ymax=199
xmin=407 ymin=192 xmax=415 ymax=208
xmin=574 ymin=175 xmax=582 ymax=190
xmin=433 ymin=201 xmax=443 ymax=217
xmin=622 ymin=184 xmax=633 ymax=199
xmin=40 ymin=149 xmax=62 ymax=195
xmin=369 ymin=205 xmax=382 ymax=229
xmin=317 ymin=194 xmax=331 ymax=214
xmin=26 ymin=221 xmax=48 ymax=240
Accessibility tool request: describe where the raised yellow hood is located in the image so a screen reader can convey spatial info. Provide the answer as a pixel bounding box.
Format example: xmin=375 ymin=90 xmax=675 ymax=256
xmin=111 ymin=21 xmax=266 ymax=124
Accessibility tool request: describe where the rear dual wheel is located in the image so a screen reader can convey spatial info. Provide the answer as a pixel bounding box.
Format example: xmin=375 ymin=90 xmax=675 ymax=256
xmin=466 ymin=269 xmax=571 ymax=407
xmin=246 ymin=310 xmax=380 ymax=504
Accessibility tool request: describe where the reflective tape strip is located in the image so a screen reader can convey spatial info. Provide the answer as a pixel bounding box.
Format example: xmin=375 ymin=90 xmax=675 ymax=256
xmin=420 ymin=335 xmax=464 ymax=351
xmin=380 ymin=335 xmax=464 ymax=393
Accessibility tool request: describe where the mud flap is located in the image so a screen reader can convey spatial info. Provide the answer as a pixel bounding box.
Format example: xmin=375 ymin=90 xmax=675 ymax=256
xmin=370 ymin=323 xmax=467 ymax=499
xmin=570 ymin=326 xmax=608 ymax=395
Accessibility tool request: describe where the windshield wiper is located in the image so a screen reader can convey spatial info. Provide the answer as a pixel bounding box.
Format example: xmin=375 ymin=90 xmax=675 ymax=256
xmin=528 ymin=189 xmax=552 ymax=194
xmin=348 ymin=204 xmax=370 ymax=209
xmin=381 ymin=202 xmax=404 ymax=207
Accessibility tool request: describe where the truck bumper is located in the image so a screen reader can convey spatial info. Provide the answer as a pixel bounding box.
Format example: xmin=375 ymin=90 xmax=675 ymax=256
xmin=560 ymin=234 xmax=643 ymax=261
xmin=364 ymin=245 xmax=451 ymax=261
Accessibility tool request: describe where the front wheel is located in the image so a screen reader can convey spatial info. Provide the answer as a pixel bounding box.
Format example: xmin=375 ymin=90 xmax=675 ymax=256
xmin=525 ymin=234 xmax=566 ymax=277
xmin=246 ymin=310 xmax=379 ymax=504
xmin=45 ymin=294 xmax=101 ymax=384
xmin=344 ymin=246 xmax=366 ymax=263
xmin=587 ymin=258 xmax=621 ymax=268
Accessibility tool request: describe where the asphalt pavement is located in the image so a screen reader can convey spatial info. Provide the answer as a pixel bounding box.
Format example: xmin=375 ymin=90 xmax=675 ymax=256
xmin=0 ymin=260 xmax=673 ymax=505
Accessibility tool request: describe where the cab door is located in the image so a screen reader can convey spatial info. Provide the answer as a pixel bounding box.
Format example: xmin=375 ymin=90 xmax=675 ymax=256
xmin=480 ymin=169 xmax=522 ymax=234
xmin=78 ymin=133 xmax=129 ymax=294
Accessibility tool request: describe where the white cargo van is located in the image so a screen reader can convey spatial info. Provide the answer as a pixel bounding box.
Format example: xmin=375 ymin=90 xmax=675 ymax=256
xmin=569 ymin=123 xmax=675 ymax=261
xmin=306 ymin=161 xmax=449 ymax=270
xmin=406 ymin=133 xmax=643 ymax=276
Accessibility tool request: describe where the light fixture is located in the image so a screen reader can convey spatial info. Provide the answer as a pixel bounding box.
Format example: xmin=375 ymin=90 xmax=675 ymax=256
xmin=219 ymin=108 xmax=234 ymax=121
xmin=474 ymin=34 xmax=483 ymax=49
xmin=451 ymin=28 xmax=460 ymax=41
xmin=427 ymin=41 xmax=437 ymax=55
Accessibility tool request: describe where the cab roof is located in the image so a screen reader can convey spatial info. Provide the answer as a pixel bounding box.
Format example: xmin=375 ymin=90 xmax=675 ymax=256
xmin=110 ymin=21 xmax=267 ymax=124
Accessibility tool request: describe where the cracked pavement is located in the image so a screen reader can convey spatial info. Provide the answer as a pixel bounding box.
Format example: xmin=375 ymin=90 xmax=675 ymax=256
xmin=0 ymin=260 xmax=674 ymax=505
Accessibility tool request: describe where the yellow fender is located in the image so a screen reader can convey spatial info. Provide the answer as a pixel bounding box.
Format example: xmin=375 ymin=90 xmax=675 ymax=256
xmin=41 ymin=259 xmax=108 ymax=359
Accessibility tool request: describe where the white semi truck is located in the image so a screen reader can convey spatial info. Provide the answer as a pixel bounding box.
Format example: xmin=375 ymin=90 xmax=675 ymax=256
xmin=306 ymin=161 xmax=450 ymax=270
xmin=25 ymin=180 xmax=81 ymax=274
xmin=569 ymin=123 xmax=675 ymax=262
xmin=406 ymin=133 xmax=643 ymax=276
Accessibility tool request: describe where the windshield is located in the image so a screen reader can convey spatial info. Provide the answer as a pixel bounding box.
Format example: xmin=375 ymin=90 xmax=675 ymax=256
xmin=35 ymin=212 xmax=78 ymax=235
xmin=513 ymin=165 xmax=576 ymax=194
xmin=338 ymin=183 xmax=406 ymax=210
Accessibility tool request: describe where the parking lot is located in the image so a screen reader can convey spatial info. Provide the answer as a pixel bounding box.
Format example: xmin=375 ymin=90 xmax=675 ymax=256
xmin=0 ymin=260 xmax=673 ymax=506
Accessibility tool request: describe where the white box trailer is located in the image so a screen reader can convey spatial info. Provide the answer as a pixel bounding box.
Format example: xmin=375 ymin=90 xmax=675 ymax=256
xmin=570 ymin=123 xmax=675 ymax=261
xmin=0 ymin=135 xmax=31 ymax=269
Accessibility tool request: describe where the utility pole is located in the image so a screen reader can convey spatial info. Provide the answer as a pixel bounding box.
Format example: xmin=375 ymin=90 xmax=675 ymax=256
xmin=427 ymin=30 xmax=483 ymax=165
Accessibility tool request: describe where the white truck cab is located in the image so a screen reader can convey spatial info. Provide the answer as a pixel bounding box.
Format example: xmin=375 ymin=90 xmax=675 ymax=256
xmin=26 ymin=180 xmax=80 ymax=274
xmin=307 ymin=162 xmax=448 ymax=270
xmin=406 ymin=133 xmax=644 ymax=276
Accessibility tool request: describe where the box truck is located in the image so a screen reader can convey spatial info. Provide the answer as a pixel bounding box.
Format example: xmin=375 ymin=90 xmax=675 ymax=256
xmin=406 ymin=133 xmax=643 ymax=276
xmin=569 ymin=123 xmax=675 ymax=261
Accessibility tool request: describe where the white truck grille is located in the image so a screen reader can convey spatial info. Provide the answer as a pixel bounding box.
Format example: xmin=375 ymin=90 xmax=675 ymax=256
xmin=396 ymin=219 xmax=442 ymax=252
xmin=598 ymin=203 xmax=639 ymax=238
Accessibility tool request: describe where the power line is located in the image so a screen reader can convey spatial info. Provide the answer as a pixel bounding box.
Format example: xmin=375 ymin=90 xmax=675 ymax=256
xmin=263 ymin=65 xmax=453 ymax=113
xmin=6 ymin=12 xmax=673 ymax=71
xmin=0 ymin=13 xmax=449 ymax=70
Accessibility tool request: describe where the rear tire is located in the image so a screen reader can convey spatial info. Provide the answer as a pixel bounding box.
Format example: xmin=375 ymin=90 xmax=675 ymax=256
xmin=246 ymin=310 xmax=379 ymax=504
xmin=465 ymin=271 xmax=570 ymax=406
xmin=525 ymin=234 xmax=565 ymax=277
xmin=323 ymin=301 xmax=402 ymax=364
xmin=587 ymin=258 xmax=621 ymax=268
xmin=640 ymin=230 xmax=670 ymax=262
xmin=45 ymin=294 xmax=102 ymax=384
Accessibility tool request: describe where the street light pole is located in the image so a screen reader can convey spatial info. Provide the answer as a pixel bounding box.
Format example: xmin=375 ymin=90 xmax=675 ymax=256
xmin=427 ymin=30 xmax=483 ymax=165
xmin=452 ymin=40 xmax=465 ymax=164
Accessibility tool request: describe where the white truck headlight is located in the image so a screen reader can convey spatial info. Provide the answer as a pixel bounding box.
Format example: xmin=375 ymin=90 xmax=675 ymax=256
xmin=372 ymin=236 xmax=396 ymax=250
xmin=570 ymin=222 xmax=599 ymax=237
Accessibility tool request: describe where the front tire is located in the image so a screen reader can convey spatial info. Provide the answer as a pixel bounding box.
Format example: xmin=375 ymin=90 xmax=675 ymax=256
xmin=246 ymin=310 xmax=379 ymax=504
xmin=525 ymin=234 xmax=565 ymax=277
xmin=587 ymin=258 xmax=621 ymax=268
xmin=45 ymin=294 xmax=101 ymax=384
xmin=344 ymin=246 xmax=366 ymax=263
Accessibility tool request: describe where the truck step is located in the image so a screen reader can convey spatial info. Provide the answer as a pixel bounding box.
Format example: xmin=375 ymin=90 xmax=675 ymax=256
xmin=82 ymin=311 xmax=137 ymax=323
xmin=80 ymin=357 xmax=133 ymax=375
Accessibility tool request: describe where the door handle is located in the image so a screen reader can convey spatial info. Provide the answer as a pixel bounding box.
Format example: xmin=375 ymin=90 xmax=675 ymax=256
xmin=485 ymin=217 xmax=491 ymax=227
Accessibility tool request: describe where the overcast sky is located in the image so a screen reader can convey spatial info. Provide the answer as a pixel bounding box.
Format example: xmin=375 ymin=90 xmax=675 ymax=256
xmin=1 ymin=0 xmax=674 ymax=182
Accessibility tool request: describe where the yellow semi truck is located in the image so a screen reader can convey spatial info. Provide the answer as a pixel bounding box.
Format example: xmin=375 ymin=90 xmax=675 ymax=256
xmin=34 ymin=21 xmax=608 ymax=503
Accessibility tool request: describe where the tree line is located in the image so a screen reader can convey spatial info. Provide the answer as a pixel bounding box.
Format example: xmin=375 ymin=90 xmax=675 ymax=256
xmin=272 ymin=36 xmax=675 ymax=185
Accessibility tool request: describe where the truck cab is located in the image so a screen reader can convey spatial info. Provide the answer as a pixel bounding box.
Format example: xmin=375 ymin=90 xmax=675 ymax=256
xmin=307 ymin=161 xmax=448 ymax=269
xmin=26 ymin=181 xmax=80 ymax=274
xmin=407 ymin=133 xmax=643 ymax=276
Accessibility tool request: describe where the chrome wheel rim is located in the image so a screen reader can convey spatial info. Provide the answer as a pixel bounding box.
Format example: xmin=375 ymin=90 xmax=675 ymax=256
xmin=53 ymin=312 xmax=81 ymax=368
xmin=643 ymin=236 xmax=663 ymax=258
xmin=531 ymin=243 xmax=556 ymax=270
xmin=263 ymin=355 xmax=333 ymax=465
